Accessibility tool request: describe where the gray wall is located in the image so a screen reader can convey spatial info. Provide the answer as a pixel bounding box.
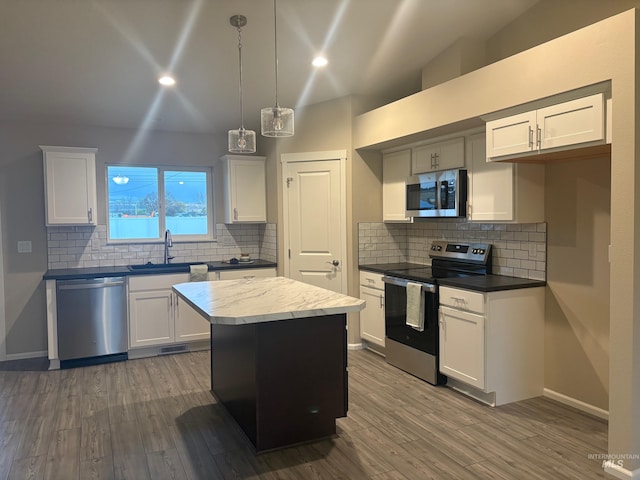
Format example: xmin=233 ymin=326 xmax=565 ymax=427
xmin=0 ymin=121 xmax=227 ymax=356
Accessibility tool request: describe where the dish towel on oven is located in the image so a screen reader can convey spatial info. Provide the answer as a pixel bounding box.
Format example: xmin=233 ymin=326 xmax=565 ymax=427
xmin=406 ymin=282 xmax=425 ymax=332
xmin=189 ymin=264 xmax=208 ymax=282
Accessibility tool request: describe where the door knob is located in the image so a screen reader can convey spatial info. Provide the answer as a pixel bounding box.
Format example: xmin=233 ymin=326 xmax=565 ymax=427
xmin=326 ymin=260 xmax=340 ymax=267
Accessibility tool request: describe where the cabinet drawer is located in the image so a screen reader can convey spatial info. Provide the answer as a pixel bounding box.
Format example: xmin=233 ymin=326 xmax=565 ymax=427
xmin=359 ymin=270 xmax=384 ymax=290
xmin=129 ymin=273 xmax=190 ymax=291
xmin=439 ymin=286 xmax=485 ymax=314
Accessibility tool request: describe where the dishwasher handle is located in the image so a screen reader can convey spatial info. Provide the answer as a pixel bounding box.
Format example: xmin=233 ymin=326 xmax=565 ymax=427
xmin=57 ymin=277 xmax=125 ymax=290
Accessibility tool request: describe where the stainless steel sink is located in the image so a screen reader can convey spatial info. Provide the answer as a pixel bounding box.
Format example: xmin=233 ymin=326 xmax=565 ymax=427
xmin=128 ymin=262 xmax=207 ymax=273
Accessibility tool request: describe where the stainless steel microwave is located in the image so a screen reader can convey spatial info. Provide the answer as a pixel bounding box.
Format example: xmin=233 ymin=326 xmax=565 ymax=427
xmin=406 ymin=169 xmax=467 ymax=218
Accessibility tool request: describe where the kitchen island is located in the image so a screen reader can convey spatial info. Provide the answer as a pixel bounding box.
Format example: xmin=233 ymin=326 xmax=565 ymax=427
xmin=172 ymin=276 xmax=365 ymax=452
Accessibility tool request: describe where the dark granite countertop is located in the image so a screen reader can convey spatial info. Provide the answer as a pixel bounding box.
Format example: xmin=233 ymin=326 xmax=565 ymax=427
xmin=43 ymin=259 xmax=277 ymax=280
xmin=437 ymin=275 xmax=545 ymax=292
xmin=359 ymin=263 xmax=545 ymax=292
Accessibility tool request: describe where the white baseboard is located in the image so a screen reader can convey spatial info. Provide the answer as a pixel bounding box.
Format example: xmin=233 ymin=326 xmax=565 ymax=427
xmin=605 ymin=462 xmax=640 ymax=479
xmin=348 ymin=342 xmax=364 ymax=350
xmin=5 ymin=349 xmax=47 ymax=361
xmin=543 ymin=388 xmax=609 ymax=420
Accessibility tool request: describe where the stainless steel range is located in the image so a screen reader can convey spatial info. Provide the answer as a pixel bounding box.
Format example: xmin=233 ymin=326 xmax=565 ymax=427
xmin=382 ymin=240 xmax=492 ymax=385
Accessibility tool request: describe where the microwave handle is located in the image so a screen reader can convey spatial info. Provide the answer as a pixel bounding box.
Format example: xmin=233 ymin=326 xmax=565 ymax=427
xmin=440 ymin=180 xmax=448 ymax=209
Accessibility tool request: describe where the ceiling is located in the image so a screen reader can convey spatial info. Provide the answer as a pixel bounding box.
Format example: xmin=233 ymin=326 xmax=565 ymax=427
xmin=0 ymin=0 xmax=538 ymax=135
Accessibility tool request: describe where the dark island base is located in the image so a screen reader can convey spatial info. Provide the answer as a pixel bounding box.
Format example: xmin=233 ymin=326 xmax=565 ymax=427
xmin=210 ymin=313 xmax=348 ymax=453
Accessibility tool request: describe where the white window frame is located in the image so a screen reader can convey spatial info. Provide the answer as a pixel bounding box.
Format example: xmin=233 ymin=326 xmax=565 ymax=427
xmin=106 ymin=164 xmax=215 ymax=243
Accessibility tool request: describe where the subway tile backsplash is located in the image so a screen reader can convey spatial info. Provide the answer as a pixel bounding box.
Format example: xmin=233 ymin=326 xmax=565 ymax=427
xmin=47 ymin=223 xmax=277 ymax=270
xmin=359 ymin=221 xmax=546 ymax=280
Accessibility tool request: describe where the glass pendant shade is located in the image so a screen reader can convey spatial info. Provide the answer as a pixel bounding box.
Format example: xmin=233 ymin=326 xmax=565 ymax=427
xmin=228 ymin=14 xmax=256 ymax=154
xmin=228 ymin=127 xmax=256 ymax=153
xmin=261 ymin=106 xmax=294 ymax=137
xmin=261 ymin=0 xmax=294 ymax=138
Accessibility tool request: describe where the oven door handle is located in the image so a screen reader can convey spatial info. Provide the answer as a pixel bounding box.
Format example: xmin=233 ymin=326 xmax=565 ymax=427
xmin=382 ymin=276 xmax=436 ymax=293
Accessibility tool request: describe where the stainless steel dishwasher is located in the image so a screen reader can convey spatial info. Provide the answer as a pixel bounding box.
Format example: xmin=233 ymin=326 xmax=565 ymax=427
xmin=56 ymin=276 xmax=128 ymax=367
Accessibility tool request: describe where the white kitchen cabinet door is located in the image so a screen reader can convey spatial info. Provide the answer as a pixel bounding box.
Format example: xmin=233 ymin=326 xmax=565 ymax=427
xmin=218 ymin=268 xmax=276 ymax=280
xmin=486 ymin=111 xmax=537 ymax=159
xmin=487 ymin=93 xmax=605 ymax=161
xmin=175 ymin=297 xmax=210 ymax=341
xmin=359 ymin=285 xmax=385 ymax=347
xmin=412 ymin=137 xmax=464 ymax=173
xmin=41 ymin=146 xmax=98 ymax=225
xmin=220 ymin=155 xmax=266 ymax=223
xmin=468 ymin=133 xmax=544 ymax=223
xmin=382 ymin=149 xmax=412 ymax=223
xmin=537 ymin=93 xmax=604 ymax=150
xmin=439 ymin=305 xmax=485 ymax=389
xmin=129 ymin=290 xmax=174 ymax=348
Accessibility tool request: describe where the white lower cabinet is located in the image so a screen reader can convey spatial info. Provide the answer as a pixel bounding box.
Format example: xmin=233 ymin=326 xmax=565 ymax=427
xmin=129 ymin=274 xmax=188 ymax=349
xmin=129 ymin=289 xmax=175 ymax=348
xmin=359 ymin=271 xmax=385 ymax=347
xmin=438 ymin=285 xmax=544 ymax=406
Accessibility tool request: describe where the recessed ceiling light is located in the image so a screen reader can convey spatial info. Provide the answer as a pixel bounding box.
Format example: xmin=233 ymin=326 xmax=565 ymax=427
xmin=312 ymin=56 xmax=328 ymax=68
xmin=158 ymin=75 xmax=176 ymax=86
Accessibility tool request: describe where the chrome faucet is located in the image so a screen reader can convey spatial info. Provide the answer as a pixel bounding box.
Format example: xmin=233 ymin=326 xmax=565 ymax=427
xmin=164 ymin=229 xmax=174 ymax=264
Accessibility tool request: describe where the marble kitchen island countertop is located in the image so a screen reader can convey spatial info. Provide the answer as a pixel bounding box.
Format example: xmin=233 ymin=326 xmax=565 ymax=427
xmin=172 ymin=276 xmax=365 ymax=325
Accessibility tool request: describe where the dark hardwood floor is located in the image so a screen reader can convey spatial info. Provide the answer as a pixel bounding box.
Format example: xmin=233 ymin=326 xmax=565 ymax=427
xmin=0 ymin=349 xmax=608 ymax=479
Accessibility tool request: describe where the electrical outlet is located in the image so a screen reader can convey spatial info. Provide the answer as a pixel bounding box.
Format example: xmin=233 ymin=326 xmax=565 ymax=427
xmin=17 ymin=240 xmax=32 ymax=253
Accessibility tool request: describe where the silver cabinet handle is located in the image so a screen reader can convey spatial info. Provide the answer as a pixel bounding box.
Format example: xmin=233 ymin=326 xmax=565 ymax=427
xmin=528 ymin=126 xmax=534 ymax=149
xmin=379 ymin=294 xmax=384 ymax=308
xmin=233 ymin=208 xmax=238 ymax=221
xmin=536 ymin=125 xmax=542 ymax=149
xmin=88 ymin=208 xmax=93 ymax=223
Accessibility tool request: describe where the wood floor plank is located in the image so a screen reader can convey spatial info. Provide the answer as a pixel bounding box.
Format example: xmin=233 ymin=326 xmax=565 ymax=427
xmin=82 ymin=365 xmax=108 ymax=396
xmin=112 ymin=454 xmax=150 ymax=480
xmin=105 ymin=361 xmax=129 ymax=393
xmin=0 ymin=421 xmax=24 ymax=480
xmin=107 ymin=391 xmax=137 ymax=425
xmin=139 ymin=414 xmax=175 ymax=454
xmin=7 ymin=455 xmax=46 ymax=480
xmin=15 ymin=416 xmax=55 ymax=460
xmin=168 ymin=423 xmax=224 ymax=480
xmin=145 ymin=449 xmax=187 ymax=480
xmin=79 ymin=457 xmax=115 ymax=480
xmin=52 ymin=394 xmax=82 ymax=431
xmin=58 ymin=368 xmax=82 ymax=398
xmin=80 ymin=415 xmax=112 ymax=461
xmin=44 ymin=427 xmax=81 ymax=480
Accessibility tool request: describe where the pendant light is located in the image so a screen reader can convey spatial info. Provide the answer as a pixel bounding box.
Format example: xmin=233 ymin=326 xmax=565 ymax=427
xmin=228 ymin=15 xmax=256 ymax=154
xmin=260 ymin=0 xmax=294 ymax=137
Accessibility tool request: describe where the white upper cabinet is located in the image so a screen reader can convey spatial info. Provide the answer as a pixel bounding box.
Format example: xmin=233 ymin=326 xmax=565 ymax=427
xmin=220 ymin=155 xmax=267 ymax=223
xmin=41 ymin=146 xmax=98 ymax=226
xmin=412 ymin=137 xmax=464 ymax=173
xmin=486 ymin=93 xmax=606 ymax=161
xmin=382 ymin=149 xmax=412 ymax=223
xmin=468 ymin=133 xmax=544 ymax=223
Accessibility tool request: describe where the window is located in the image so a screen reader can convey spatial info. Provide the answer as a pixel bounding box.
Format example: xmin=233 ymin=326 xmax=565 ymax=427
xmin=107 ymin=165 xmax=213 ymax=242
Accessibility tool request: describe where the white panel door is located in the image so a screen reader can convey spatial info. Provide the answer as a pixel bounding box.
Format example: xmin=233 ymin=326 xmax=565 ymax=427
xmin=486 ymin=110 xmax=537 ymax=160
xmin=538 ymin=93 xmax=605 ymax=149
xmin=284 ymin=153 xmax=346 ymax=293
xmin=175 ymin=297 xmax=210 ymax=342
xmin=439 ymin=306 xmax=486 ymax=389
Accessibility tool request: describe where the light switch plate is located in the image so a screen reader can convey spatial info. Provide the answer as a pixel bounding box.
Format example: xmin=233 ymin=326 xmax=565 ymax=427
xmin=17 ymin=240 xmax=32 ymax=253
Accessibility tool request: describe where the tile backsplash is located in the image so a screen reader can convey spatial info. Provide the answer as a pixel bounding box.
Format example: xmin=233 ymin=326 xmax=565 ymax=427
xmin=47 ymin=223 xmax=277 ymax=270
xmin=359 ymin=221 xmax=546 ymax=280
